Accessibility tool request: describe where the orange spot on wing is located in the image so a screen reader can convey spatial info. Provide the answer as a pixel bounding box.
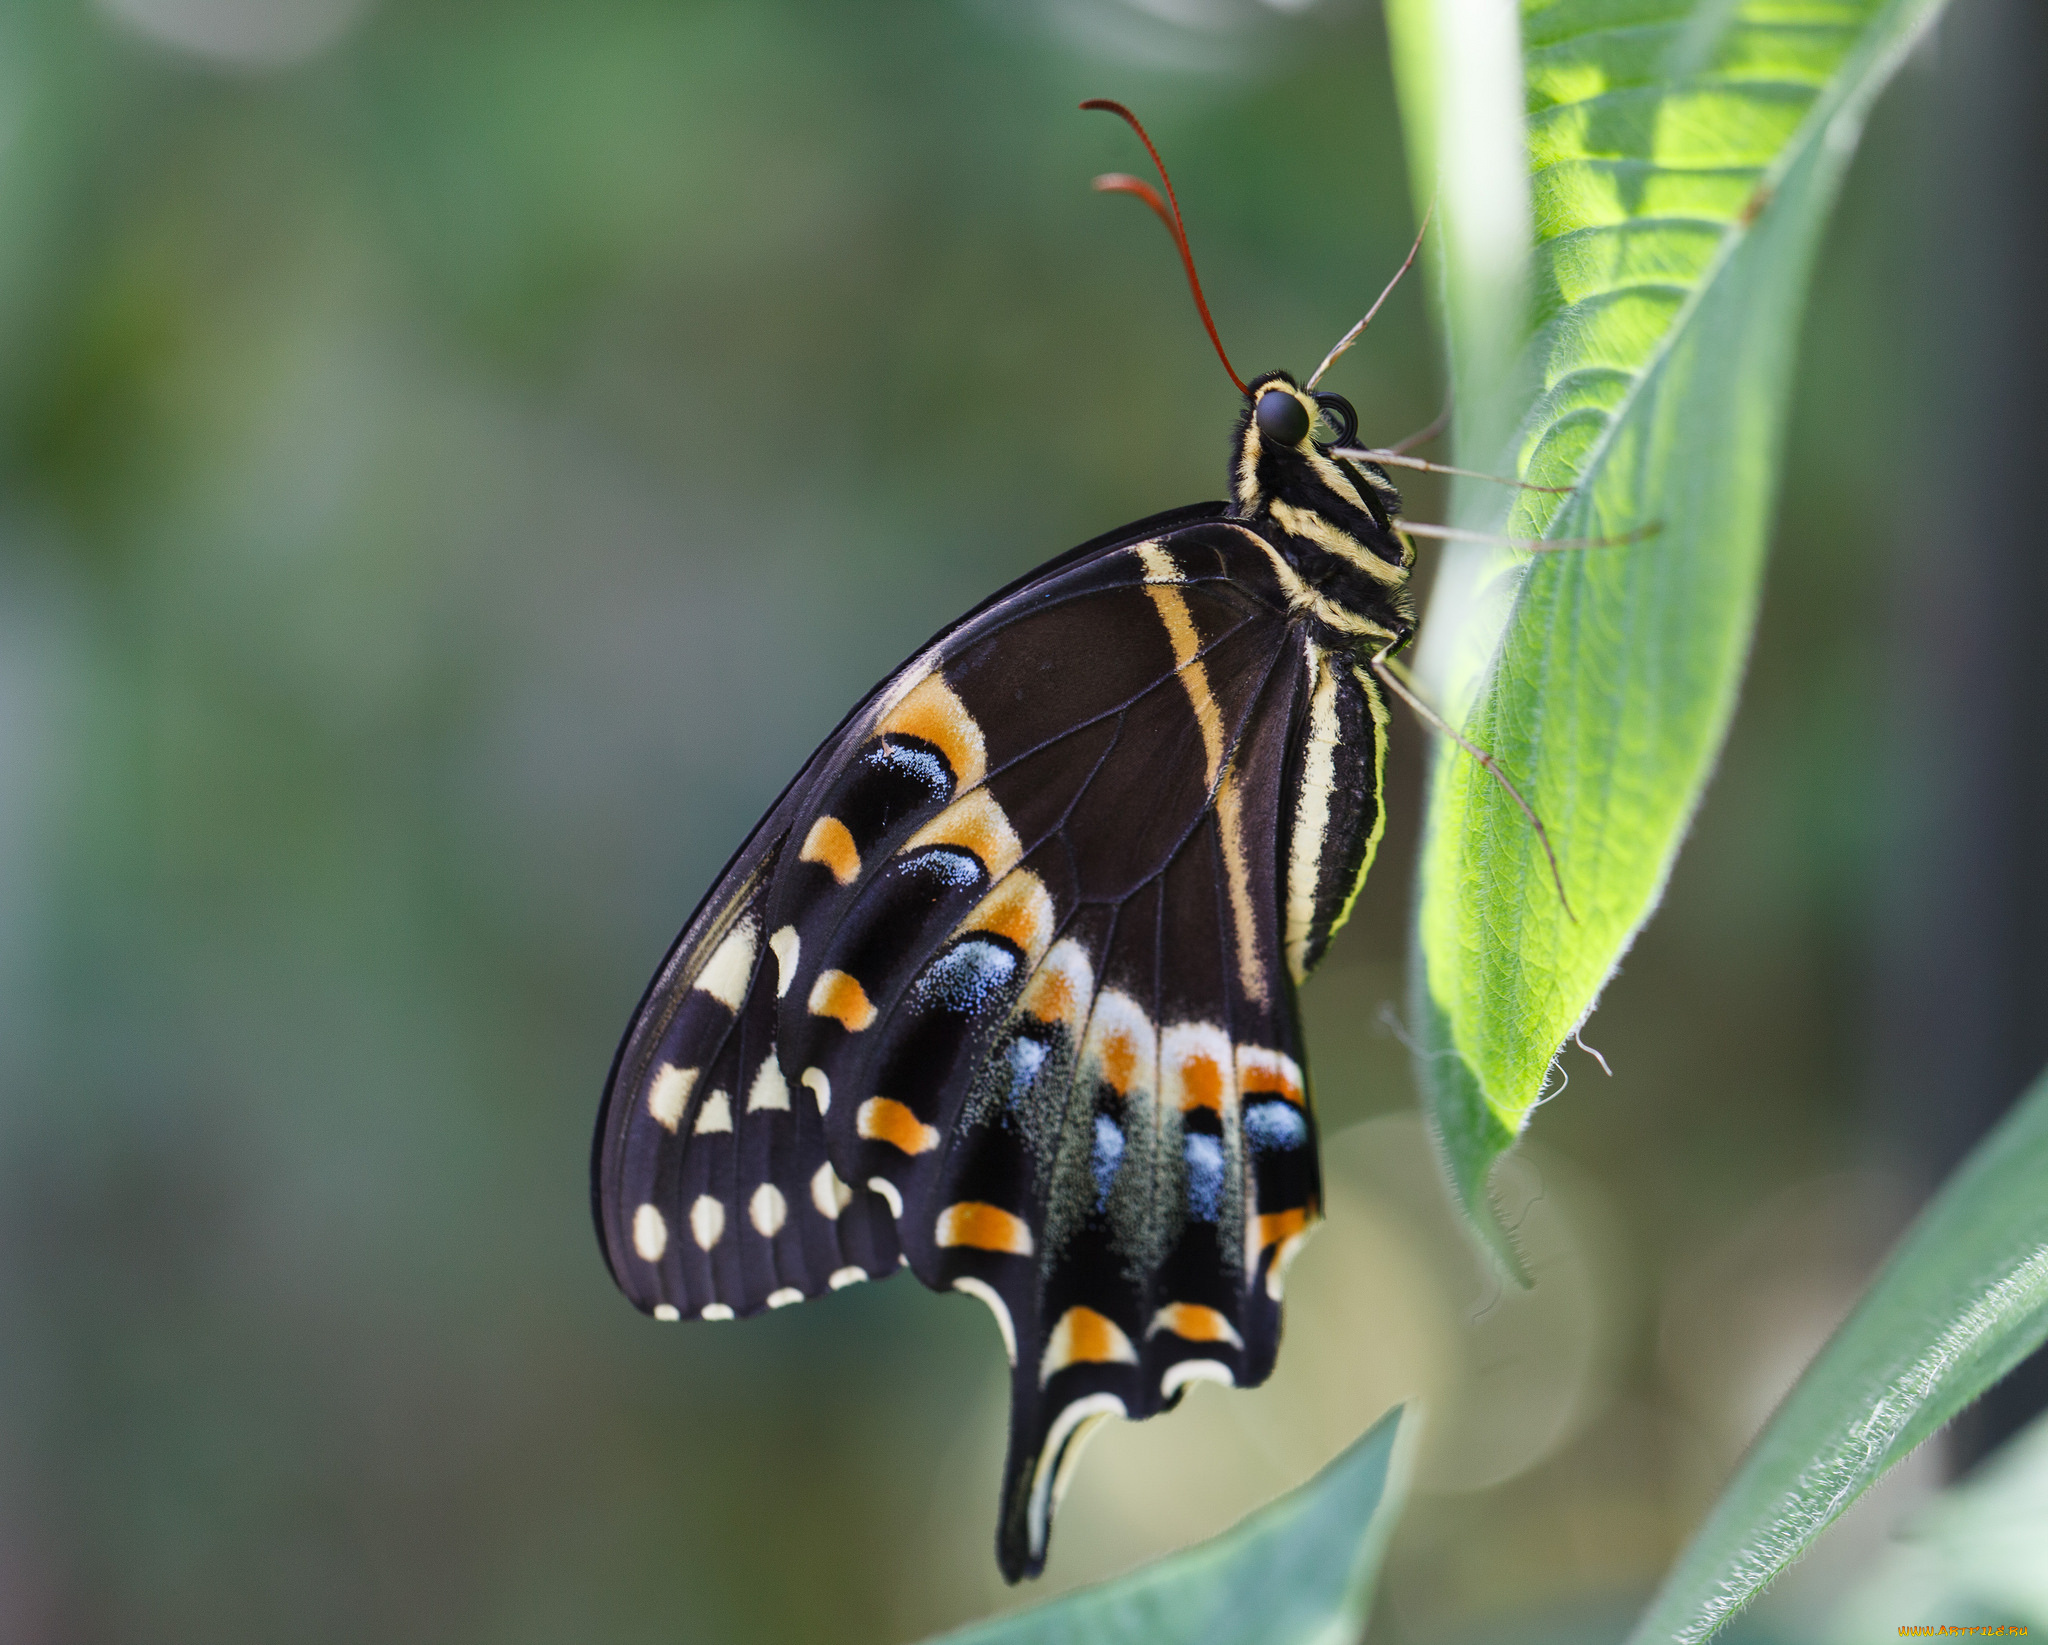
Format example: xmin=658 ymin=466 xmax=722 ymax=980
xmin=935 ymin=1201 xmax=1034 ymax=1255
xmin=1024 ymin=967 xmax=1073 ymax=1024
xmin=1148 ymin=1302 xmax=1243 ymax=1347
xmin=907 ymin=789 xmax=1020 ymax=881
xmin=1040 ymin=1305 xmax=1138 ymax=1384
xmin=1178 ymin=1052 xmax=1225 ymax=1113
xmin=879 ymin=673 xmax=986 ymax=791
xmin=1099 ymin=1030 xmax=1137 ymax=1096
xmin=799 ymin=816 xmax=862 ymax=885
xmin=856 ymin=1096 xmax=940 ymax=1156
xmin=964 ymin=871 xmax=1053 ymax=958
xmin=1239 ymin=1054 xmax=1304 ymax=1105
xmin=808 ymin=969 xmax=877 ymax=1031
xmin=1253 ymin=1207 xmax=1310 ymax=1251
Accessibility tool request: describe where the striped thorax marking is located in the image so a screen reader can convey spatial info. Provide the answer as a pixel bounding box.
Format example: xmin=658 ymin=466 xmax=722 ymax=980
xmin=1225 ymin=524 xmax=1399 ymax=642
xmin=1268 ymin=498 xmax=1404 ymax=587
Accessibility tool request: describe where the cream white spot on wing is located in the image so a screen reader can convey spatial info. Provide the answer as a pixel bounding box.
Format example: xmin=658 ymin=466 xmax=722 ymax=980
xmin=1080 ymin=988 xmax=1157 ymax=1102
xmin=692 ymin=1088 xmax=733 ymax=1134
xmin=1027 ymin=1395 xmax=1126 ymax=1565
xmin=1133 ymin=540 xmax=1180 ymax=583
xmin=701 ymin=1304 xmax=735 ymax=1321
xmin=766 ymin=1287 xmax=805 ymax=1309
xmin=867 ymin=1176 xmax=904 ymax=1219
xmin=652 ymin=1303 xmax=680 ymax=1322
xmin=1162 ymin=1359 xmax=1236 ymax=1398
xmin=800 ymin=1066 xmax=831 ymax=1114
xmin=952 ymin=1276 xmax=1018 ymax=1366
xmin=828 ymin=1266 xmax=867 ymax=1289
xmin=746 ymin=1053 xmax=790 ymax=1112
xmin=631 ymin=1204 xmax=668 ymax=1262
xmin=749 ymin=1182 xmax=788 ymax=1238
xmin=646 ymin=1063 xmax=697 ymax=1132
xmin=693 ymin=915 xmax=759 ymax=1011
xmin=810 ymin=1162 xmax=853 ymax=1220
xmin=689 ymin=1194 xmax=725 ymax=1250
xmin=768 ymin=925 xmax=800 ymax=998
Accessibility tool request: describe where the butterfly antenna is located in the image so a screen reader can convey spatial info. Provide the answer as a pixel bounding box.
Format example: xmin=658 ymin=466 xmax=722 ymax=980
xmin=1305 ymin=198 xmax=1434 ymax=391
xmin=1081 ymin=99 xmax=1247 ymax=397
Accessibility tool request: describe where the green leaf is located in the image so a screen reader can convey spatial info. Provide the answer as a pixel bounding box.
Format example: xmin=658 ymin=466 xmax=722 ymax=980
xmin=1826 ymin=1403 xmax=2048 ymax=1636
xmin=1386 ymin=0 xmax=1949 ymax=1263
xmin=922 ymin=1407 xmax=1411 ymax=1645
xmin=1628 ymin=1063 xmax=2048 ymax=1644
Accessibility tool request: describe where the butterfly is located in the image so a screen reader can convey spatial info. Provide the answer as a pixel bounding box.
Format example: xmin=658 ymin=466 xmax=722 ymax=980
xmin=590 ymin=100 xmax=1546 ymax=1583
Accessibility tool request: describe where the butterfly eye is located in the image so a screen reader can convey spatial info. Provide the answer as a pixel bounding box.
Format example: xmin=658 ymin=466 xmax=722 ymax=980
xmin=1311 ymin=391 xmax=1358 ymax=447
xmin=1255 ymin=389 xmax=1311 ymax=446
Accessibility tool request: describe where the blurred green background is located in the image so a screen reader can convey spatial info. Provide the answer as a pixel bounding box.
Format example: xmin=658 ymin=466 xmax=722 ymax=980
xmin=0 ymin=0 xmax=2040 ymax=1641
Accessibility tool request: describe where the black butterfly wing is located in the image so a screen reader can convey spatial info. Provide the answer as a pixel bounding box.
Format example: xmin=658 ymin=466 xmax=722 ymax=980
xmin=593 ymin=506 xmax=1393 ymax=1580
xmin=592 ymin=503 xmax=1229 ymax=1317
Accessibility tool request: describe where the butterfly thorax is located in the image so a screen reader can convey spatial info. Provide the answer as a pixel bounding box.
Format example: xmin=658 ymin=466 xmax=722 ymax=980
xmin=1225 ymin=370 xmax=1414 ymax=647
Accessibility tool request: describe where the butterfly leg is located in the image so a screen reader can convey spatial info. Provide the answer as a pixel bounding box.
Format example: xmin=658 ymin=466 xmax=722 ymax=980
xmin=1395 ymin=518 xmax=1660 ymax=551
xmin=1332 ymin=447 xmax=1576 ymax=493
xmin=1367 ymin=642 xmax=1577 ymax=922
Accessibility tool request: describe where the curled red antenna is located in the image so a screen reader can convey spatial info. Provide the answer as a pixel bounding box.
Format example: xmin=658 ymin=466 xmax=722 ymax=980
xmin=1081 ymin=99 xmax=1247 ymax=397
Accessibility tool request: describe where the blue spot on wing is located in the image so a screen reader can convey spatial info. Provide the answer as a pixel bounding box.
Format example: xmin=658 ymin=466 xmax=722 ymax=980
xmin=913 ymin=938 xmax=1019 ymax=1016
xmin=1184 ymin=1133 xmax=1225 ymax=1220
xmin=866 ymin=739 xmax=953 ymax=802
xmin=904 ymin=846 xmax=984 ymax=890
xmin=1091 ymin=1114 xmax=1124 ymax=1208
xmin=1007 ymin=1035 xmax=1048 ymax=1092
xmin=1244 ymin=1099 xmax=1309 ymax=1152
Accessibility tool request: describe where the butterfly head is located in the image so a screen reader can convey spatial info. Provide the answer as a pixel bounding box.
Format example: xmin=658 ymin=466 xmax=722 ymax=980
xmin=1231 ymin=370 xmax=1394 ymax=516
